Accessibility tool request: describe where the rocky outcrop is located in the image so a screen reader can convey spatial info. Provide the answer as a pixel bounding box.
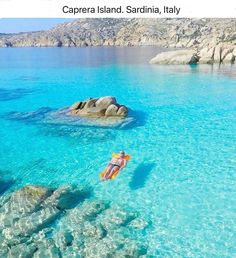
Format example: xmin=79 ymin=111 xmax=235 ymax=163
xmin=199 ymin=44 xmax=235 ymax=64
xmin=150 ymin=49 xmax=199 ymax=64
xmin=69 ymin=96 xmax=128 ymax=118
xmin=0 ymin=18 xmax=236 ymax=49
xmin=0 ymin=184 xmax=149 ymax=257
xmin=4 ymin=98 xmax=134 ymax=129
xmin=150 ymin=43 xmax=236 ymax=65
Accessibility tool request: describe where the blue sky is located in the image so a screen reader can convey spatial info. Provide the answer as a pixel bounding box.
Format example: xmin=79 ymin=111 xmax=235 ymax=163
xmin=0 ymin=19 xmax=75 ymax=34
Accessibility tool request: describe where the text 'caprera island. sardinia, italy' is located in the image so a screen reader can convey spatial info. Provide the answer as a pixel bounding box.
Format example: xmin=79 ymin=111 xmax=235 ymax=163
xmin=62 ymin=5 xmax=181 ymax=15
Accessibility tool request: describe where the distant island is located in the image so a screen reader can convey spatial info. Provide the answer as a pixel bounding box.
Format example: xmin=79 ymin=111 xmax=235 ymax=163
xmin=0 ymin=18 xmax=235 ymax=64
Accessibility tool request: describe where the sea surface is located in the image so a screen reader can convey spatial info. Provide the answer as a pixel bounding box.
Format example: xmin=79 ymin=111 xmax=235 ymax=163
xmin=0 ymin=47 xmax=236 ymax=257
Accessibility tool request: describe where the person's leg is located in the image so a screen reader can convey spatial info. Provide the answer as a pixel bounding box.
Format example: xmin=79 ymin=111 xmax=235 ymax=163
xmin=108 ymin=166 xmax=119 ymax=179
xmin=105 ymin=167 xmax=116 ymax=179
xmin=103 ymin=164 xmax=113 ymax=179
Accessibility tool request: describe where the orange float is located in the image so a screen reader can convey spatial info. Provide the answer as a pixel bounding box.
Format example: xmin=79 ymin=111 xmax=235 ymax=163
xmin=100 ymin=153 xmax=131 ymax=180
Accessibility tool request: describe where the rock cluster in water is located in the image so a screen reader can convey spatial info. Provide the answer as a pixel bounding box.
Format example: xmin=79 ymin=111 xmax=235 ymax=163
xmin=0 ymin=185 xmax=148 ymax=257
xmin=4 ymin=96 xmax=133 ymax=129
xmin=150 ymin=43 xmax=236 ymax=65
xmin=69 ymin=96 xmax=128 ymax=119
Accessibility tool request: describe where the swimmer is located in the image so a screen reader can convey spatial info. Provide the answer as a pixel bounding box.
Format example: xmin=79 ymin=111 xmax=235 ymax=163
xmin=101 ymin=151 xmax=128 ymax=180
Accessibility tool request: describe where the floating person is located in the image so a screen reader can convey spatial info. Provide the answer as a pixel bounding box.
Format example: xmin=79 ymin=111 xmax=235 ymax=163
xmin=100 ymin=151 xmax=131 ymax=180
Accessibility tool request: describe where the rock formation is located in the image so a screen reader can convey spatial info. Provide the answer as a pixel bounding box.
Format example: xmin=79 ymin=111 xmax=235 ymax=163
xmin=198 ymin=44 xmax=235 ymax=64
xmin=0 ymin=184 xmax=149 ymax=257
xmin=4 ymin=97 xmax=133 ymax=129
xmin=150 ymin=49 xmax=200 ymax=65
xmin=69 ymin=96 xmax=128 ymax=118
xmin=150 ymin=43 xmax=236 ymax=65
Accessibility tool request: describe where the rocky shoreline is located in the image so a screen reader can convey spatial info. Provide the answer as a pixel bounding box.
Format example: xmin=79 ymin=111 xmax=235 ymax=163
xmin=0 ymin=185 xmax=149 ymax=257
xmin=150 ymin=43 xmax=236 ymax=65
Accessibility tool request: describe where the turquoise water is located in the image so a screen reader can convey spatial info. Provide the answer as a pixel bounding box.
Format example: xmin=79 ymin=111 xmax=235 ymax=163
xmin=0 ymin=47 xmax=236 ymax=257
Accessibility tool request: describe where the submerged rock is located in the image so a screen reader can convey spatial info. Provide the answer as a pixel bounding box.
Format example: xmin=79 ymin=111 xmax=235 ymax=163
xmin=54 ymin=230 xmax=74 ymax=251
xmin=6 ymin=107 xmax=53 ymax=122
xmin=69 ymin=96 xmax=128 ymax=118
xmin=8 ymin=242 xmax=37 ymax=258
xmin=33 ymin=239 xmax=61 ymax=258
xmin=42 ymin=185 xmax=90 ymax=210
xmin=0 ymin=185 xmax=149 ymax=257
xmin=115 ymin=241 xmax=147 ymax=257
xmin=97 ymin=206 xmax=137 ymax=230
xmin=0 ymin=246 xmax=8 ymax=257
xmin=3 ymin=206 xmax=60 ymax=240
xmin=0 ymin=185 xmax=52 ymax=230
xmin=83 ymin=221 xmax=106 ymax=239
xmin=129 ymin=217 xmax=149 ymax=230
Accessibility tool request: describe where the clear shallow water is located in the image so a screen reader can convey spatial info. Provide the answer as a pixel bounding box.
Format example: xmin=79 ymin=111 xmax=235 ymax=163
xmin=0 ymin=47 xmax=236 ymax=257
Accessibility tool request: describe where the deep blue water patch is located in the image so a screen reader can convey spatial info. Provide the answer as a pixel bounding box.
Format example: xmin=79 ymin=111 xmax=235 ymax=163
xmin=4 ymin=107 xmax=54 ymax=122
xmin=0 ymin=88 xmax=35 ymax=101
xmin=0 ymin=170 xmax=15 ymax=195
xmin=0 ymin=179 xmax=15 ymax=195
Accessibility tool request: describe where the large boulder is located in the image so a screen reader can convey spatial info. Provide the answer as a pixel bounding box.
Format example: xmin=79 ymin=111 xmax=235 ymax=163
xmin=69 ymin=96 xmax=128 ymax=118
xmin=95 ymin=96 xmax=116 ymax=109
xmin=198 ymin=47 xmax=215 ymax=64
xmin=150 ymin=50 xmax=199 ymax=65
xmin=105 ymin=104 xmax=119 ymax=116
xmin=220 ymin=45 xmax=235 ymax=63
xmin=222 ymin=52 xmax=235 ymax=63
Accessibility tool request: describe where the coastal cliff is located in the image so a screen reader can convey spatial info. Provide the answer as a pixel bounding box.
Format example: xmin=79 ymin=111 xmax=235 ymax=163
xmin=0 ymin=18 xmax=235 ymax=49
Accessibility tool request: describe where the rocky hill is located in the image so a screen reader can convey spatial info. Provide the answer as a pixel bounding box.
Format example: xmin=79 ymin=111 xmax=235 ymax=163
xmin=0 ymin=18 xmax=235 ymax=49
